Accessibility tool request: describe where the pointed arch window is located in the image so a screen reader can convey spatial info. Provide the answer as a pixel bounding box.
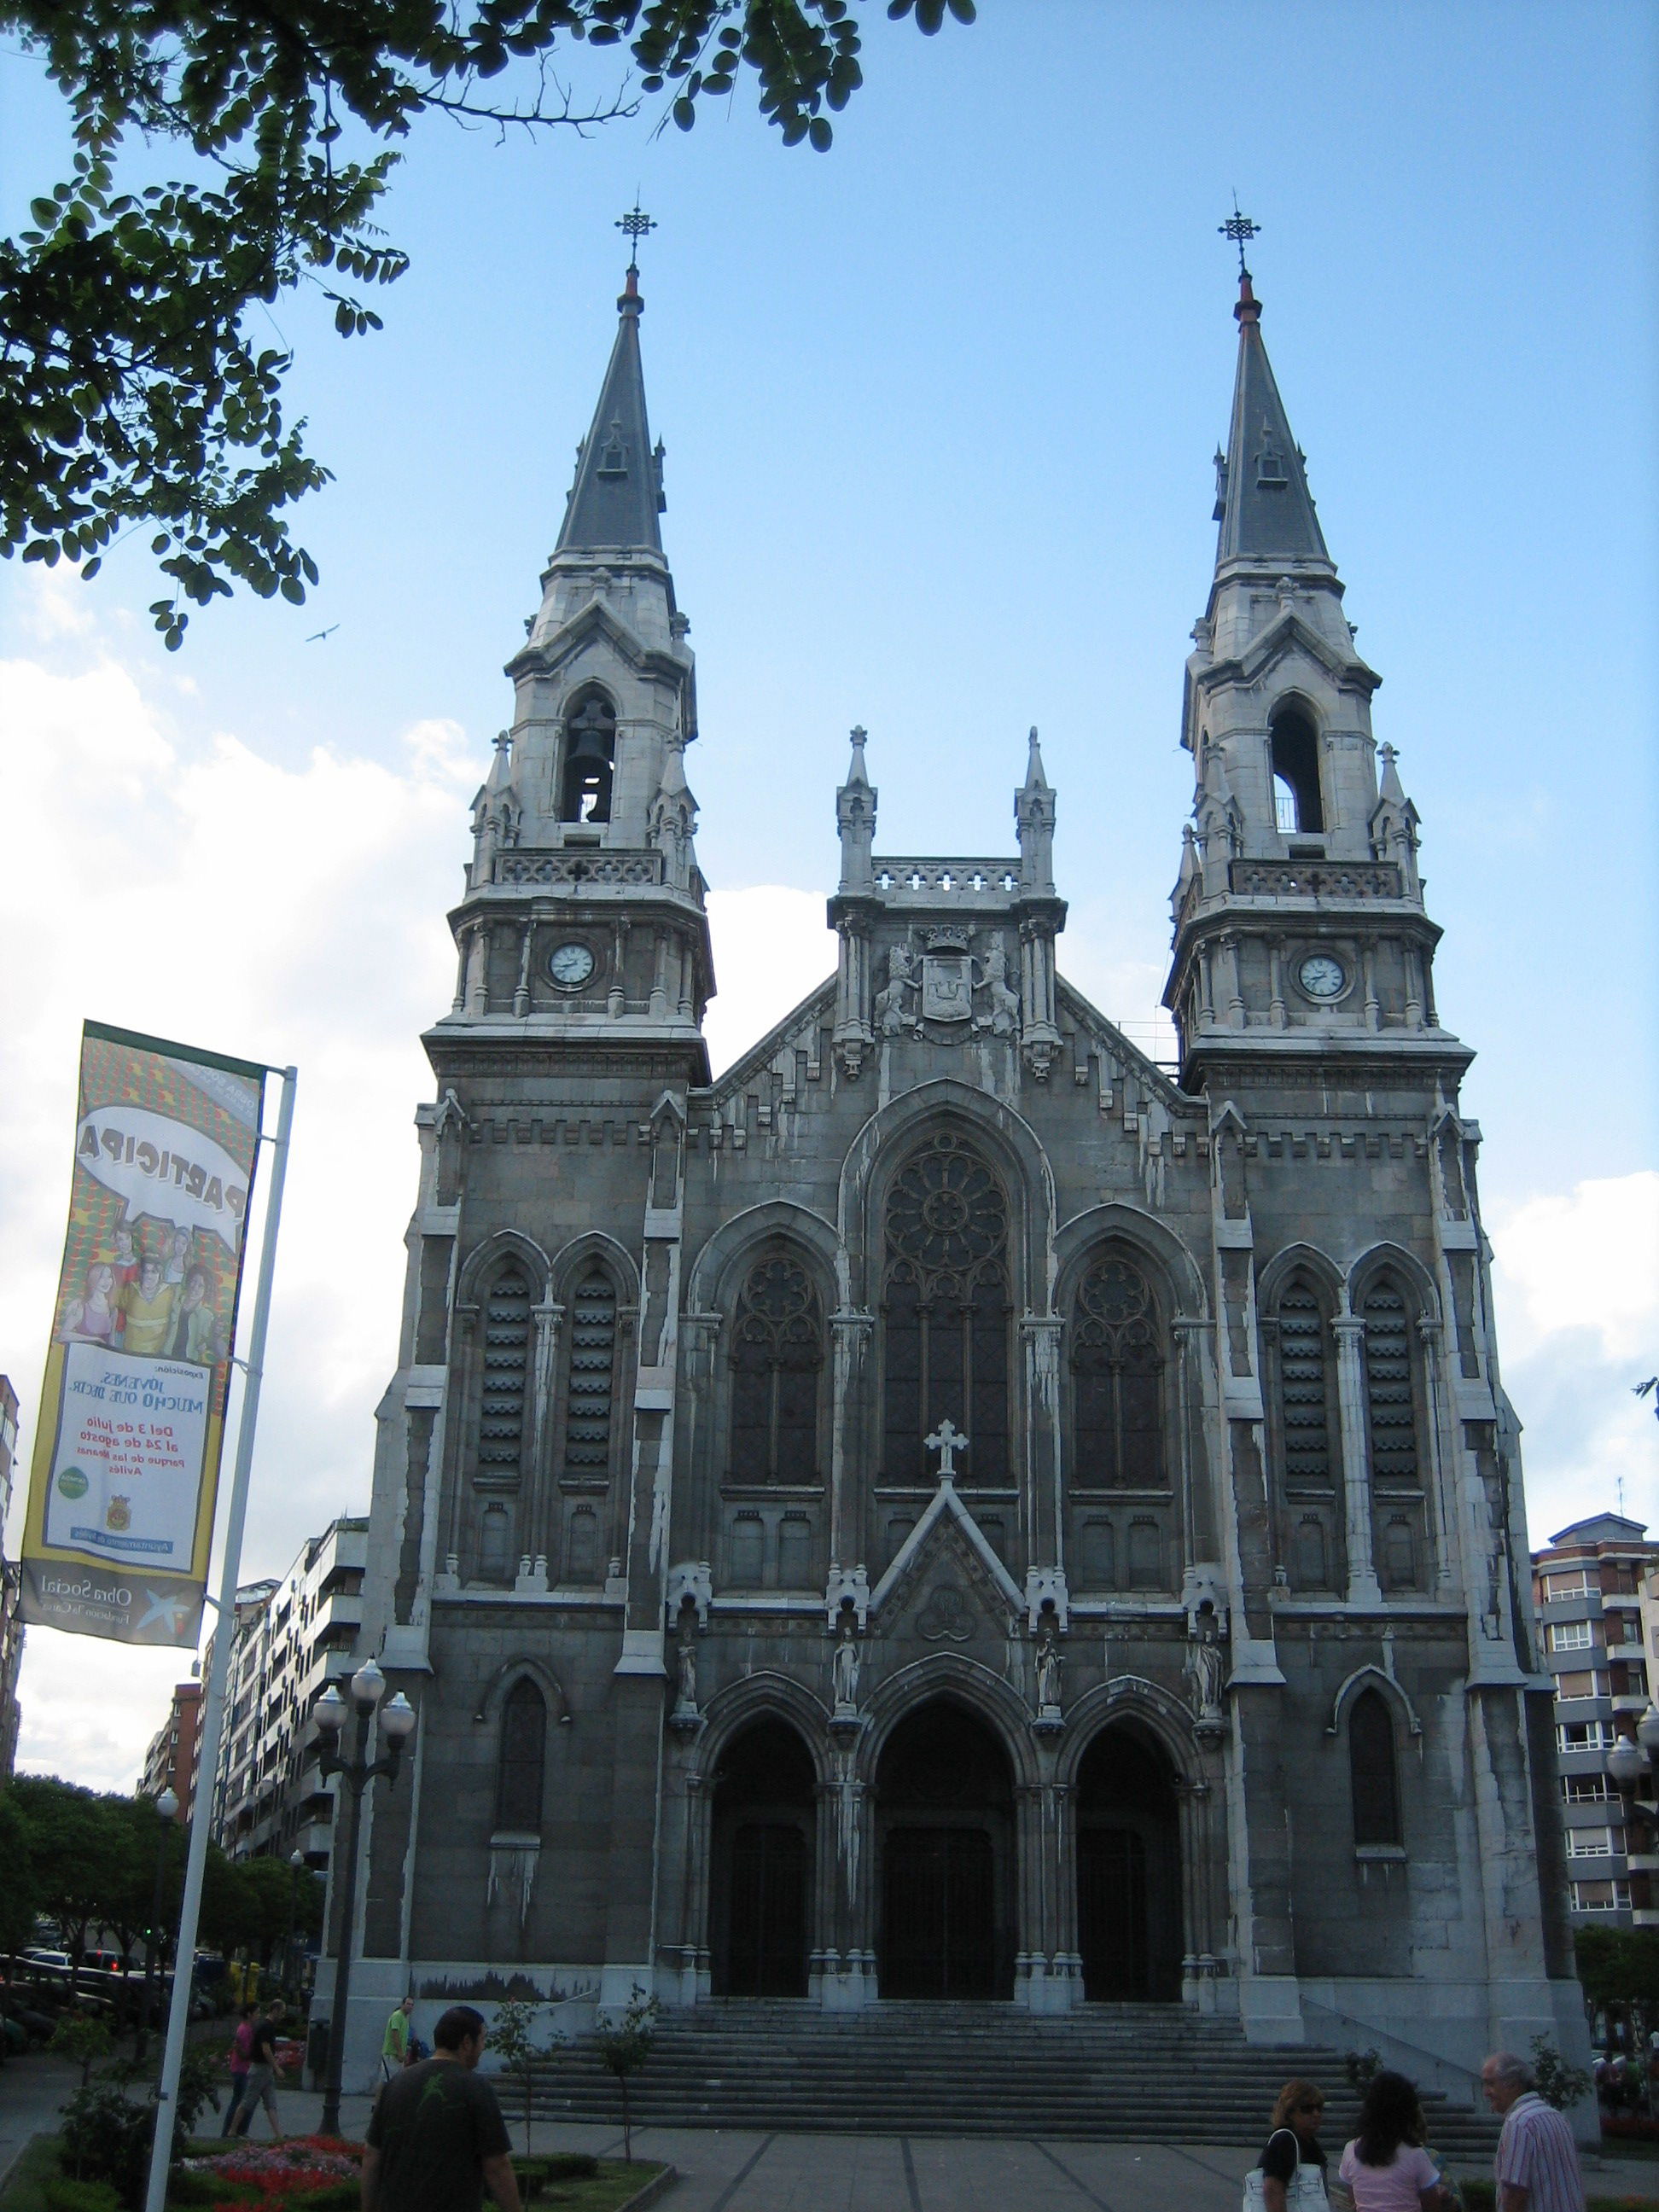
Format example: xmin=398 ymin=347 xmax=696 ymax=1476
xmin=1362 ymin=1278 xmax=1420 ymax=1487
xmin=563 ymin=1272 xmax=618 ymax=1479
xmin=882 ymin=1133 xmax=1010 ymax=1485
xmin=560 ymin=690 xmax=616 ymax=824
xmin=730 ymin=1254 xmax=823 ymax=1483
xmin=478 ymin=1266 xmax=532 ymax=1481
xmin=496 ymin=1677 xmax=546 ymax=1834
xmin=1072 ymin=1253 xmax=1164 ymax=1487
xmin=1349 ymin=1689 xmax=1402 ymax=1848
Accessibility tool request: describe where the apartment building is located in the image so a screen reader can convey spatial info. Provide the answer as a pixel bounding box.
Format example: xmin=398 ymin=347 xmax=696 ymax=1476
xmin=140 ymin=1679 xmax=203 ymax=1818
xmin=212 ymin=1516 xmax=366 ymax=1870
xmin=1533 ymin=1513 xmax=1659 ymax=1927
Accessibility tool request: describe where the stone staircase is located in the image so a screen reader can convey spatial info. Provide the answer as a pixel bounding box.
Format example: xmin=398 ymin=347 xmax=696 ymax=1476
xmin=529 ymin=2000 xmax=1503 ymax=2154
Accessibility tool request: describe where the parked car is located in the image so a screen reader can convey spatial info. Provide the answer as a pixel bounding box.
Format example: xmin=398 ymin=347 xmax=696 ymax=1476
xmin=19 ymin=1948 xmax=72 ymax=1972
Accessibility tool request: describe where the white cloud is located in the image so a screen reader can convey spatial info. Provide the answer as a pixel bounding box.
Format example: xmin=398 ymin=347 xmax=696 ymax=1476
xmin=1489 ymin=1173 xmax=1659 ymax=1545
xmin=703 ymin=887 xmax=835 ymax=1078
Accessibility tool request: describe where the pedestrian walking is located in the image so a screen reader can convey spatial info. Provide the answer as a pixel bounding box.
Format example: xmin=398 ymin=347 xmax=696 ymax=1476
xmin=1481 ymin=2051 xmax=1586 ymax=2212
xmin=1248 ymin=2077 xmax=1339 ymax=2210
xmin=1337 ymin=2069 xmax=1458 ymax=2210
xmin=361 ymin=2004 xmax=521 ymax=2212
xmin=381 ymin=1991 xmax=416 ymax=2082
xmin=230 ymin=1999 xmax=288 ymax=2139
xmin=221 ymin=2004 xmax=257 ymax=2134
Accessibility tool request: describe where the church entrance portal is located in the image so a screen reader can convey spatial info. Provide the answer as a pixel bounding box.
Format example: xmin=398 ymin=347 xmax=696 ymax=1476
xmin=876 ymin=1701 xmax=1014 ymax=2000
xmin=710 ymin=1720 xmax=814 ymax=1998
xmin=1075 ymin=1724 xmax=1182 ymax=2001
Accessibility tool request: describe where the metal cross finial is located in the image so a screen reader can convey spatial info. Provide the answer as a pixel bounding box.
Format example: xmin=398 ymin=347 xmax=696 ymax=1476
xmin=617 ymin=200 xmax=656 ymax=271
xmin=1220 ymin=195 xmax=1260 ymax=279
xmin=925 ymin=1418 xmax=969 ymax=1481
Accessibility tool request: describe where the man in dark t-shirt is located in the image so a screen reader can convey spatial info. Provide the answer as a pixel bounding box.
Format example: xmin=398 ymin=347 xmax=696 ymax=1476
xmin=363 ymin=2005 xmax=521 ymax=2212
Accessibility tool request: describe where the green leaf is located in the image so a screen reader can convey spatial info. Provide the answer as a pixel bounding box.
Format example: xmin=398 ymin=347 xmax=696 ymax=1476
xmin=279 ymin=575 xmax=306 ymax=605
xmin=30 ymin=198 xmax=58 ymax=226
xmin=808 ymin=117 xmax=833 ymax=150
xmin=672 ymin=96 xmax=696 ymax=130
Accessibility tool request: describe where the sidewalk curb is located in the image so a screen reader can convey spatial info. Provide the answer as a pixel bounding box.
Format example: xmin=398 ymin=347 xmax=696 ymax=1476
xmin=615 ymin=2162 xmax=678 ymax=2212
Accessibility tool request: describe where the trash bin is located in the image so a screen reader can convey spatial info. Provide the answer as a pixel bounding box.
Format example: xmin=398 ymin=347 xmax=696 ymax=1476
xmin=306 ymin=2017 xmax=330 ymax=2090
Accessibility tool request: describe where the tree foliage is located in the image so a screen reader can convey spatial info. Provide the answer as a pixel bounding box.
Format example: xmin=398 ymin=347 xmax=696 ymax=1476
xmin=3 ymin=0 xmax=975 ymax=644
xmin=8 ymin=1774 xmax=323 ymax=1982
xmin=0 ymin=1791 xmax=39 ymax=1954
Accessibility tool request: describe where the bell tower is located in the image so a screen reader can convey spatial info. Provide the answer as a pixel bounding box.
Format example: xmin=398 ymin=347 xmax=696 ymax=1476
xmin=434 ymin=252 xmax=713 ymax=1077
xmin=1163 ymin=261 xmax=1464 ymax=1092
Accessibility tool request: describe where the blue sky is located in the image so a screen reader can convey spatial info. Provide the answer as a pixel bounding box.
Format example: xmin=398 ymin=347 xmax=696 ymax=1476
xmin=2 ymin=2 xmax=1656 ymax=1784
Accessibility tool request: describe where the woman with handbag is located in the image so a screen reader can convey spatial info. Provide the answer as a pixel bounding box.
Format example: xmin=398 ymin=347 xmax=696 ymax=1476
xmin=1336 ymin=2070 xmax=1458 ymax=2211
xmin=1247 ymin=2079 xmax=1344 ymax=2212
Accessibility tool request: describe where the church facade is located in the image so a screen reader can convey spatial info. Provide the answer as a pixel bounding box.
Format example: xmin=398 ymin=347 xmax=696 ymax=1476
xmin=343 ymin=253 xmax=1583 ymax=2083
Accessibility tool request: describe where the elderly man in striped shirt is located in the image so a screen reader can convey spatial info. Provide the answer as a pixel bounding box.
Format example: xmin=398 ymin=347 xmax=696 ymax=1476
xmin=1481 ymin=2052 xmax=1586 ymax=2212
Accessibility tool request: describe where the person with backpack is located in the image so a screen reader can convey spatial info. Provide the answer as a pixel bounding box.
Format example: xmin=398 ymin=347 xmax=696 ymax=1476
xmin=222 ymin=2004 xmax=257 ymax=2135
xmin=1337 ymin=2070 xmax=1458 ymax=2210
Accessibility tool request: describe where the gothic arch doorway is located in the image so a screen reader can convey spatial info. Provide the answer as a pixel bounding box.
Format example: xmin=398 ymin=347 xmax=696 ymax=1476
xmin=1075 ymin=1723 xmax=1182 ymax=2001
xmin=876 ymin=1700 xmax=1015 ymax=2000
xmin=709 ymin=1719 xmax=815 ymax=1998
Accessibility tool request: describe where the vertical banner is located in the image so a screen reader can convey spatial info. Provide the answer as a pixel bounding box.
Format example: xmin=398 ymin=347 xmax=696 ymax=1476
xmin=20 ymin=1022 xmax=266 ymax=1645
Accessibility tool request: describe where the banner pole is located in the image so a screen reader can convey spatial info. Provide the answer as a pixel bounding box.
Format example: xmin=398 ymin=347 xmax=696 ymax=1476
xmin=143 ymin=1065 xmax=297 ymax=2212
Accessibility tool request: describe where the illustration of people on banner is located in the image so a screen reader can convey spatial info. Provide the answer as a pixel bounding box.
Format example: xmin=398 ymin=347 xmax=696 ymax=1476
xmin=20 ymin=1023 xmax=266 ymax=1648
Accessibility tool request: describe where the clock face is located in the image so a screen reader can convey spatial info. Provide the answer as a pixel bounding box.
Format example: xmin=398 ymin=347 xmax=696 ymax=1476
xmin=548 ymin=940 xmax=596 ymax=989
xmin=1297 ymin=952 xmax=1348 ymax=1000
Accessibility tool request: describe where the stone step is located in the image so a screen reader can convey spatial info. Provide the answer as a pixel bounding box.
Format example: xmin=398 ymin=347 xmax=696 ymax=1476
xmin=522 ymin=2006 xmax=1500 ymax=2155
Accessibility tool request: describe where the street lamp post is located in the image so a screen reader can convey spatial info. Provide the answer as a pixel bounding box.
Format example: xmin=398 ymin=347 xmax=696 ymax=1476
xmin=136 ymin=1789 xmax=179 ymax=2064
xmin=314 ymin=1662 xmax=416 ymax=2138
xmin=285 ymin=1848 xmax=306 ymax=1999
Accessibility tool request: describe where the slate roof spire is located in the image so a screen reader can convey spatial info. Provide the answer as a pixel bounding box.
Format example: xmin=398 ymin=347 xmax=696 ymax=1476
xmin=556 ymin=259 xmax=667 ymax=556
xmin=1213 ymin=270 xmax=1330 ymax=569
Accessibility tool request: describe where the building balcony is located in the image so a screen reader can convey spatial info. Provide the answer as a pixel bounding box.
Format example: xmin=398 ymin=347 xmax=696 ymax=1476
xmin=290 ymin=1819 xmax=335 ymax=1864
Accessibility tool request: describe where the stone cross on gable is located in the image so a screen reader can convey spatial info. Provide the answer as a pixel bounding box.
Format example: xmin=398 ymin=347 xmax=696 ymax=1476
xmin=925 ymin=1419 xmax=968 ymax=1481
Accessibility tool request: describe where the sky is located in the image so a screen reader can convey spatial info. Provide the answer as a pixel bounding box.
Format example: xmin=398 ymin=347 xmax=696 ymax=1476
xmin=2 ymin=1 xmax=1656 ymax=1792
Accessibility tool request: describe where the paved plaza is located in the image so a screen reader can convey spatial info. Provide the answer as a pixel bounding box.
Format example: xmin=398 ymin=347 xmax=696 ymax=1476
xmin=5 ymin=2062 xmax=1656 ymax=2212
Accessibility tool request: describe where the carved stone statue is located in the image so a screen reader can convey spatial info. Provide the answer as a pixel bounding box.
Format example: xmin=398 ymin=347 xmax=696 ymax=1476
xmin=1191 ymin=1611 xmax=1224 ymax=1720
xmin=874 ymin=944 xmax=914 ymax=1037
xmin=979 ymin=937 xmax=1020 ymax=1037
xmin=673 ymin=1604 xmax=699 ymax=1717
xmin=1035 ymin=1621 xmax=1063 ymax=1713
xmin=832 ymin=1610 xmax=861 ymax=1712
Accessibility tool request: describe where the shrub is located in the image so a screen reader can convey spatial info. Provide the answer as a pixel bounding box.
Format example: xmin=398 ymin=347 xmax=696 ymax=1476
xmin=1531 ymin=2034 xmax=1593 ymax=2113
xmin=544 ymin=2154 xmax=597 ymax=2180
xmin=294 ymin=2184 xmax=360 ymax=2209
xmin=44 ymin=2181 xmax=122 ymax=2212
xmin=1343 ymin=2047 xmax=1382 ymax=2094
xmin=1458 ymin=2185 xmax=1495 ymax=2212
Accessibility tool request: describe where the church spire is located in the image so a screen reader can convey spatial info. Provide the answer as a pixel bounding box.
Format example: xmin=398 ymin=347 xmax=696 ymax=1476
xmin=556 ymin=262 xmax=667 ymax=556
xmin=1212 ymin=271 xmax=1330 ymax=570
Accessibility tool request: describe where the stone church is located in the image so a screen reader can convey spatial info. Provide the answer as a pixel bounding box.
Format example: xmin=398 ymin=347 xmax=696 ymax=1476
xmin=344 ymin=247 xmax=1583 ymax=2086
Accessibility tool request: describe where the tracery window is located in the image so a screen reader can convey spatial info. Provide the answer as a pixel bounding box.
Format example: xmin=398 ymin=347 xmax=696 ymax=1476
xmin=478 ymin=1266 xmax=532 ymax=1481
xmin=563 ymin=1272 xmax=617 ymax=1479
xmin=1362 ymin=1278 xmax=1419 ymax=1487
xmin=882 ymin=1133 xmax=1010 ymax=1485
xmin=1349 ymin=1689 xmax=1401 ymax=1848
xmin=495 ymin=1677 xmax=546 ymax=1833
xmin=730 ymin=1254 xmax=823 ymax=1482
xmin=1072 ymin=1254 xmax=1163 ymax=1487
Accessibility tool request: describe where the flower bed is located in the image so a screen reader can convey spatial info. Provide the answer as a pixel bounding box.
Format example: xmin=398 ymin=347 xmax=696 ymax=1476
xmin=178 ymin=2134 xmax=362 ymax=2210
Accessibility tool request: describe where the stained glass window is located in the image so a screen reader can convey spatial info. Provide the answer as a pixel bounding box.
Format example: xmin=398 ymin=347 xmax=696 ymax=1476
xmin=730 ymin=1255 xmax=823 ymax=1482
xmin=882 ymin=1134 xmax=1010 ymax=1484
xmin=1073 ymin=1254 xmax=1163 ymax=1487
